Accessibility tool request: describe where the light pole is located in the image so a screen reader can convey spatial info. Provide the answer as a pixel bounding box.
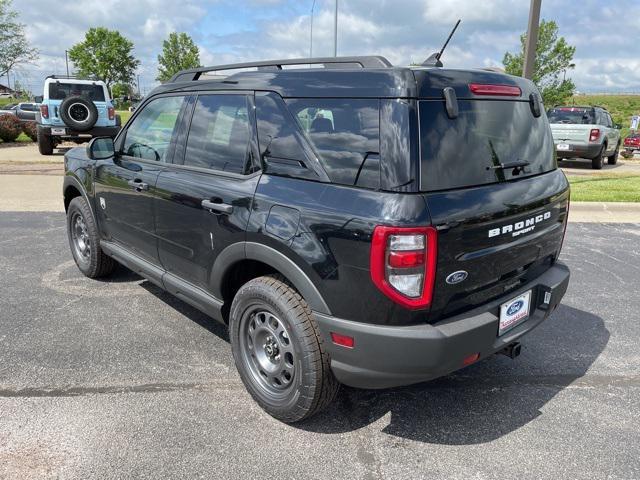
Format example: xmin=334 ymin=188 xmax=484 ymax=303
xmin=310 ymin=0 xmax=316 ymax=58
xmin=333 ymin=0 xmax=338 ymax=57
xmin=522 ymin=0 xmax=541 ymax=79
xmin=65 ymin=50 xmax=69 ymax=76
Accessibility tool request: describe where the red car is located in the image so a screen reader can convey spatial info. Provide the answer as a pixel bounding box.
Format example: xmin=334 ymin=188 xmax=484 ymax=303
xmin=624 ymin=133 xmax=640 ymax=152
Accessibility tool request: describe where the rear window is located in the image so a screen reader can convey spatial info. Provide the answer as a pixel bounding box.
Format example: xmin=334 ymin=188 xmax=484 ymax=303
xmin=547 ymin=107 xmax=594 ymax=124
xmin=48 ymin=83 xmax=105 ymax=102
xmin=419 ymin=100 xmax=555 ymax=191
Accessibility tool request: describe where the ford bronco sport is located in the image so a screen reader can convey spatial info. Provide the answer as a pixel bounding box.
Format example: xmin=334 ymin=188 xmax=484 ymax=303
xmin=36 ymin=76 xmax=121 ymax=155
xmin=62 ymin=56 xmax=570 ymax=422
xmin=548 ymin=105 xmax=621 ymax=169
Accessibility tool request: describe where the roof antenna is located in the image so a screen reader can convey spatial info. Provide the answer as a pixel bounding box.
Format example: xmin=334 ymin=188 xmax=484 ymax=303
xmin=422 ymin=19 xmax=461 ymax=67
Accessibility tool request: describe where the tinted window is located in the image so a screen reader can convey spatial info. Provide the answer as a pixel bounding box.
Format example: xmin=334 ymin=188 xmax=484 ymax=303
xmin=49 ymin=83 xmax=105 ymax=101
xmin=20 ymin=104 xmax=37 ymax=111
xmin=255 ymin=92 xmax=309 ymax=162
xmin=122 ymin=95 xmax=183 ymax=162
xmin=287 ymin=98 xmax=379 ymax=186
xmin=547 ymin=107 xmax=594 ymax=124
xmin=183 ymin=95 xmax=251 ymax=174
xmin=420 ymin=100 xmax=555 ymax=191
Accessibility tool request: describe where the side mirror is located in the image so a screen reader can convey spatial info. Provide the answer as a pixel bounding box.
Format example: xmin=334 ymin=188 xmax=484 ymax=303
xmin=34 ymin=95 xmax=43 ymax=104
xmin=87 ymin=137 xmax=115 ymax=160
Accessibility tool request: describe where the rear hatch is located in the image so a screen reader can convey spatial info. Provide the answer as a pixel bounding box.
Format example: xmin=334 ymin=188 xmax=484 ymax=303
xmin=417 ymin=84 xmax=569 ymax=322
xmin=547 ymin=107 xmax=594 ymax=144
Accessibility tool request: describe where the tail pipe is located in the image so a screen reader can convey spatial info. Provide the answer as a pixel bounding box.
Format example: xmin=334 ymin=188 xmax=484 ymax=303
xmin=498 ymin=342 xmax=521 ymax=359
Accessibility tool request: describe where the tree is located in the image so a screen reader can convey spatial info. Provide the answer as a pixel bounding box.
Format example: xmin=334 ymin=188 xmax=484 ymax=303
xmin=503 ymin=20 xmax=576 ymax=107
xmin=68 ymin=27 xmax=140 ymax=88
xmin=111 ymin=82 xmax=133 ymax=99
xmin=157 ymin=32 xmax=201 ymax=82
xmin=0 ymin=0 xmax=39 ymax=80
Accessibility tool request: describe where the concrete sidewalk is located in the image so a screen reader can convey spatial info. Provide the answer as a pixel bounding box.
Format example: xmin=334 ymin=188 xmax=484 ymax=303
xmin=0 ymin=174 xmax=639 ymax=222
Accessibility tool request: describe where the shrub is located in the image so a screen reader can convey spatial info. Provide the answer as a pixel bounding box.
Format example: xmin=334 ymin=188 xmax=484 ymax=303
xmin=620 ymin=150 xmax=633 ymax=159
xmin=22 ymin=121 xmax=37 ymax=141
xmin=0 ymin=114 xmax=23 ymax=142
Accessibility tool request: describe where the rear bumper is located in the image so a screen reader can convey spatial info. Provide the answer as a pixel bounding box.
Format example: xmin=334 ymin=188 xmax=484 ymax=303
xmin=37 ymin=124 xmax=120 ymax=139
xmin=314 ymin=262 xmax=570 ymax=389
xmin=555 ymin=142 xmax=601 ymax=159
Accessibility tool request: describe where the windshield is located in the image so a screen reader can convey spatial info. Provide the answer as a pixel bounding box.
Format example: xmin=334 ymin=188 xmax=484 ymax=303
xmin=419 ymin=100 xmax=555 ymax=191
xmin=547 ymin=107 xmax=594 ymax=124
xmin=48 ymin=83 xmax=105 ymax=101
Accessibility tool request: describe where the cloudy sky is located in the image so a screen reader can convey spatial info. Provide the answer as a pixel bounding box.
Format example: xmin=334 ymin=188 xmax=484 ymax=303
xmin=6 ymin=0 xmax=640 ymax=95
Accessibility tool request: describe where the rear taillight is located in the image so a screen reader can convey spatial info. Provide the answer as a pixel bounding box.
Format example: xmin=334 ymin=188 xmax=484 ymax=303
xmin=108 ymin=106 xmax=115 ymax=120
xmin=469 ymin=83 xmax=521 ymax=96
xmin=589 ymin=129 xmax=600 ymax=142
xmin=559 ymin=194 xmax=570 ymax=257
xmin=39 ymin=104 xmax=49 ymax=119
xmin=370 ymin=226 xmax=437 ymax=309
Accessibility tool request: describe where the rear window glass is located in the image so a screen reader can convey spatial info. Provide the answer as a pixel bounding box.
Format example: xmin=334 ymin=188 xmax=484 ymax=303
xmin=419 ymin=100 xmax=555 ymax=191
xmin=547 ymin=107 xmax=594 ymax=124
xmin=286 ymin=98 xmax=379 ymax=186
xmin=49 ymin=83 xmax=105 ymax=102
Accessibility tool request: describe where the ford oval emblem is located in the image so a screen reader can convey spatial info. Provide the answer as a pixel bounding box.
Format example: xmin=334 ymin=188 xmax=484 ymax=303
xmin=446 ymin=270 xmax=468 ymax=284
xmin=507 ymin=300 xmax=524 ymax=316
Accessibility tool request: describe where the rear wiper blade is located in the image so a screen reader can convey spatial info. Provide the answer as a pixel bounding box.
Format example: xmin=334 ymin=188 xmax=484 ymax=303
xmin=487 ymin=160 xmax=530 ymax=171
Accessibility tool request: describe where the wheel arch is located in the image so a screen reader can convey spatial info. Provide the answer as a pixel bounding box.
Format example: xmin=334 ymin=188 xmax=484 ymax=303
xmin=211 ymin=242 xmax=331 ymax=317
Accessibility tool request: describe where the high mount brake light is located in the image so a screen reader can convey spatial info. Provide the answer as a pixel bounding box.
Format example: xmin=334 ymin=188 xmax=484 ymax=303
xmin=469 ymin=83 xmax=522 ymax=96
xmin=370 ymin=226 xmax=437 ymax=309
xmin=589 ymin=129 xmax=601 ymax=142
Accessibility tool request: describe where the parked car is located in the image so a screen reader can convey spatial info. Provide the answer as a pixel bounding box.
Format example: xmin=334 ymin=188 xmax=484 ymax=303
xmin=62 ymin=56 xmax=570 ymax=422
xmin=623 ymin=133 xmax=640 ymax=153
xmin=0 ymin=92 xmax=14 ymax=99
xmin=547 ymin=106 xmax=621 ymax=169
xmin=35 ymin=76 xmax=121 ymax=155
xmin=13 ymin=102 xmax=39 ymax=122
xmin=0 ymin=103 xmax=17 ymax=116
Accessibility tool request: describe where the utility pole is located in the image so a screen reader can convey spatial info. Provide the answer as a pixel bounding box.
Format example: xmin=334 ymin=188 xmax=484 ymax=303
xmin=522 ymin=0 xmax=541 ymax=79
xmin=333 ymin=0 xmax=338 ymax=57
xmin=65 ymin=50 xmax=70 ymax=76
xmin=310 ymin=0 xmax=316 ymax=58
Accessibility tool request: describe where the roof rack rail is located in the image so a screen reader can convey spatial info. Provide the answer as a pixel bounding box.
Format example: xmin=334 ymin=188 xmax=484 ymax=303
xmin=169 ymin=56 xmax=393 ymax=83
xmin=46 ymin=75 xmax=99 ymax=81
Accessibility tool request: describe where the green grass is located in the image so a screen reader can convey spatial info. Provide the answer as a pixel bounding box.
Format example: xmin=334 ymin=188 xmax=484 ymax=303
xmin=567 ymin=174 xmax=640 ymax=202
xmin=117 ymin=110 xmax=132 ymax=124
xmin=0 ymin=97 xmax=28 ymax=107
xmin=571 ymin=94 xmax=640 ymax=140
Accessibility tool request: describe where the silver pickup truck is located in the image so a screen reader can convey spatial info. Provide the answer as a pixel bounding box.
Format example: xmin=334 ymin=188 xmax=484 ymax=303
xmin=548 ymin=106 xmax=621 ymax=169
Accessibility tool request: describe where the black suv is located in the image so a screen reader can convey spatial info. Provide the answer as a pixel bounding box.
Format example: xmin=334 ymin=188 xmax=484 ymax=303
xmin=62 ymin=56 xmax=570 ymax=422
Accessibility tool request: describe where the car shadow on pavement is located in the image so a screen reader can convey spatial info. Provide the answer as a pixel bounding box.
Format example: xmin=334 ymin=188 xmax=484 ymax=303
xmin=299 ymin=305 xmax=609 ymax=445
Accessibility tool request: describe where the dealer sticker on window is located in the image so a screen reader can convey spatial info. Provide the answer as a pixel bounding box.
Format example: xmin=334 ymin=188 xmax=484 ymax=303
xmin=499 ymin=290 xmax=531 ymax=336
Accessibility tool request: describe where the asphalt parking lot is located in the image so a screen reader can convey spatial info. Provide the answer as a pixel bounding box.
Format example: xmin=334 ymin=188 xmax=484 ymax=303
xmin=1 ymin=213 xmax=639 ymax=479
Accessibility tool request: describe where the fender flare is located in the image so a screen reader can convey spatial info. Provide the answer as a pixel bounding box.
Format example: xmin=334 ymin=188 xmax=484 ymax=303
xmin=63 ymin=174 xmax=94 ymax=216
xmin=211 ymin=242 xmax=331 ymax=315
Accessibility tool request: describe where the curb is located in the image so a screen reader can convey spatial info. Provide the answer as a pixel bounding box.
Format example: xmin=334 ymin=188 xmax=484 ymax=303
xmin=569 ymin=202 xmax=640 ymax=223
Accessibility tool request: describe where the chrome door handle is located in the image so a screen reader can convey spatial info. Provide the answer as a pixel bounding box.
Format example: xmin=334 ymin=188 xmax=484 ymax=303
xmin=201 ymin=199 xmax=233 ymax=214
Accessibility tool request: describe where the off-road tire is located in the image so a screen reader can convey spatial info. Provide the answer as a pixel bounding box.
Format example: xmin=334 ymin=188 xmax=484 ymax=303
xmin=592 ymin=145 xmax=604 ymax=170
xmin=59 ymin=96 xmax=98 ymax=132
xmin=229 ymin=274 xmax=339 ymax=423
xmin=66 ymin=196 xmax=116 ymax=278
xmin=37 ymin=130 xmax=54 ymax=155
xmin=607 ymin=144 xmax=619 ymax=165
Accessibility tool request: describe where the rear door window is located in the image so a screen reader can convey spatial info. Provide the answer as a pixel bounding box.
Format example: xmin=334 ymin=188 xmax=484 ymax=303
xmin=286 ymin=98 xmax=379 ymax=186
xmin=182 ymin=94 xmax=252 ymax=174
xmin=419 ymin=100 xmax=555 ymax=191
